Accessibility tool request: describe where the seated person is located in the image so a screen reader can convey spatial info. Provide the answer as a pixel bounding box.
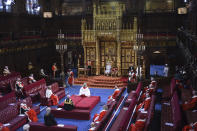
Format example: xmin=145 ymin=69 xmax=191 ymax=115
xmin=15 ymin=78 xmax=24 ymax=98
xmin=88 ymin=122 xmax=97 ymax=131
xmin=128 ymin=70 xmax=136 ymax=83
xmin=23 ymin=124 xmax=30 ymax=131
xmin=46 ymin=86 xmax=59 ymax=105
xmin=28 ymin=74 xmax=36 ymax=84
xmin=3 ymin=66 xmax=11 ymax=76
xmin=93 ymin=105 xmax=108 ymax=123
xmin=182 ymin=91 xmax=197 ymax=111
xmin=20 ymin=102 xmax=38 ymax=122
xmin=144 ymin=80 xmax=156 ymax=95
xmin=140 ymin=91 xmax=150 ymax=102
xmin=136 ymin=94 xmax=151 ymax=113
xmin=0 ymin=123 xmax=10 ymax=131
xmin=105 ymin=62 xmax=111 ymax=76
xmin=183 ymin=122 xmax=197 ymax=131
xmin=44 ymin=107 xmax=57 ymax=126
xmin=79 ymin=83 xmax=90 ymax=97
xmin=68 ymin=70 xmax=74 ymax=87
xmin=130 ymin=119 xmax=146 ymax=131
xmin=40 ymin=69 xmax=48 ymax=78
xmin=108 ymin=86 xmax=120 ymax=101
xmin=63 ymin=95 xmax=75 ymax=111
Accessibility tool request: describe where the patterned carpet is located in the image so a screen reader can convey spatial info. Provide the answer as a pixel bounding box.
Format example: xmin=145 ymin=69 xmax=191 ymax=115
xmin=74 ymin=75 xmax=127 ymax=88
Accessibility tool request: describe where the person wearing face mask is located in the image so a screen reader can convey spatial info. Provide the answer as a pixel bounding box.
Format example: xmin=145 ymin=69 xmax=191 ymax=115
xmin=79 ymin=83 xmax=90 ymax=97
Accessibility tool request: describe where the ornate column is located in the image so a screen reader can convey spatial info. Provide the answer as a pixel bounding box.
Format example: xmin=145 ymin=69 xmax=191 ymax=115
xmin=96 ymin=38 xmax=100 ymax=75
xmin=117 ymin=41 xmax=121 ymax=76
xmin=84 ymin=46 xmax=87 ymax=68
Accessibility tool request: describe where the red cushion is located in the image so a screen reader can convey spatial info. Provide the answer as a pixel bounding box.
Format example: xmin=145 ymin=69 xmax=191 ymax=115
xmin=75 ymin=96 xmax=100 ymax=111
xmin=58 ymin=95 xmax=83 ymax=108
xmin=29 ymin=122 xmax=77 ymax=131
xmin=51 ymin=108 xmax=90 ymax=120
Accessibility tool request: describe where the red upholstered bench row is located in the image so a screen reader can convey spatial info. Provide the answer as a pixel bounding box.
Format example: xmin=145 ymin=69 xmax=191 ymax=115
xmin=23 ymin=79 xmax=46 ymax=102
xmin=58 ymin=95 xmax=100 ymax=111
xmin=180 ymin=86 xmax=197 ymax=124
xmin=40 ymin=82 xmax=66 ymax=106
xmin=171 ymin=92 xmax=182 ymax=131
xmin=0 ymin=72 xmax=21 ymax=93
xmin=125 ymin=82 xmax=142 ymax=107
xmin=144 ymin=95 xmax=156 ymax=131
xmin=51 ymin=108 xmax=91 ymax=120
xmin=94 ymin=101 xmax=117 ymax=131
xmin=0 ymin=104 xmax=27 ymax=131
xmin=161 ymin=78 xmax=182 ymax=131
xmin=0 ymin=91 xmax=16 ymax=110
xmin=110 ymin=96 xmax=137 ymax=131
xmin=29 ymin=122 xmax=77 ymax=131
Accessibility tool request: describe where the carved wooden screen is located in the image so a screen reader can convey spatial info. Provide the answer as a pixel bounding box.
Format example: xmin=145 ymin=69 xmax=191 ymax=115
xmin=121 ymin=48 xmax=135 ymax=75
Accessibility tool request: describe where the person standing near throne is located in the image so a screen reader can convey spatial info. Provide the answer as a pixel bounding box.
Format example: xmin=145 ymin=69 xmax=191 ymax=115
xmin=87 ymin=60 xmax=92 ymax=76
xmin=105 ymin=61 xmax=112 ymax=76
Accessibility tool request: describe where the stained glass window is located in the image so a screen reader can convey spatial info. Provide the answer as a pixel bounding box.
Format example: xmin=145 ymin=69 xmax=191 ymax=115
xmin=0 ymin=0 xmax=14 ymax=12
xmin=26 ymin=0 xmax=40 ymax=15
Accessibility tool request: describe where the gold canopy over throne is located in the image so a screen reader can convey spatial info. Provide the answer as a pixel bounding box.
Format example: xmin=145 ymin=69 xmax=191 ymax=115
xmin=81 ymin=0 xmax=145 ymax=76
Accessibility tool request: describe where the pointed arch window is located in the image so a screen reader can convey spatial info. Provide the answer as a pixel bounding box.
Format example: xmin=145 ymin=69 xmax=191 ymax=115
xmin=26 ymin=0 xmax=40 ymax=15
xmin=0 ymin=0 xmax=14 ymax=12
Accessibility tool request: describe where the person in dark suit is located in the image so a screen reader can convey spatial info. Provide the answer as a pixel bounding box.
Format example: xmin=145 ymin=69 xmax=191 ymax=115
xmin=63 ymin=95 xmax=75 ymax=111
xmin=44 ymin=107 xmax=57 ymax=126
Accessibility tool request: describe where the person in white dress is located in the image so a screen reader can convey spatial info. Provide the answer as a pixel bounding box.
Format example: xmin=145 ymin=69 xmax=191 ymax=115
xmin=105 ymin=62 xmax=111 ymax=76
xmin=79 ymin=83 xmax=90 ymax=97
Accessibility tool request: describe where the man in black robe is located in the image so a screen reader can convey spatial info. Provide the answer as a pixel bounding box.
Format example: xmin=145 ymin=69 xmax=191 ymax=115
xmin=63 ymin=95 xmax=75 ymax=111
xmin=44 ymin=107 xmax=57 ymax=126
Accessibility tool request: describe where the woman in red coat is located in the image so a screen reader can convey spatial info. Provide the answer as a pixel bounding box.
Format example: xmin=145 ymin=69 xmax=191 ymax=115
xmin=0 ymin=123 xmax=10 ymax=131
xmin=68 ymin=70 xmax=74 ymax=87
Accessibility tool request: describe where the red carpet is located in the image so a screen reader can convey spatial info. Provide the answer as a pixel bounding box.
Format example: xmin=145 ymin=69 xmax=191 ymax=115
xmin=74 ymin=75 xmax=127 ymax=88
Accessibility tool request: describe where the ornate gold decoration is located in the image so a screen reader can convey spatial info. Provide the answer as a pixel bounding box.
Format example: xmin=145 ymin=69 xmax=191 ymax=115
xmin=81 ymin=0 xmax=140 ymax=76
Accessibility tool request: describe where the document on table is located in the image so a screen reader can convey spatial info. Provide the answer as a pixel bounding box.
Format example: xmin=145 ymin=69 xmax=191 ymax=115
xmin=165 ymin=122 xmax=174 ymax=126
xmin=19 ymin=114 xmax=25 ymax=116
xmin=3 ymin=123 xmax=10 ymax=126
xmin=163 ymin=102 xmax=170 ymax=106
xmin=57 ymin=124 xmax=64 ymax=127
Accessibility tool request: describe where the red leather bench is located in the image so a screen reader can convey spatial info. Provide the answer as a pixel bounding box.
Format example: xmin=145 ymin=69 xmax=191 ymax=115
xmin=171 ymin=92 xmax=182 ymax=131
xmin=0 ymin=91 xmax=16 ymax=110
xmin=58 ymin=95 xmax=100 ymax=111
xmin=40 ymin=82 xmax=65 ymax=106
xmin=0 ymin=72 xmax=21 ymax=94
xmin=29 ymin=122 xmax=77 ymax=131
xmin=75 ymin=96 xmax=100 ymax=111
xmin=110 ymin=96 xmax=137 ymax=131
xmin=23 ymin=79 xmax=46 ymax=102
xmin=144 ymin=95 xmax=156 ymax=131
xmin=94 ymin=101 xmax=116 ymax=131
xmin=51 ymin=108 xmax=90 ymax=120
xmin=0 ymin=104 xmax=27 ymax=131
